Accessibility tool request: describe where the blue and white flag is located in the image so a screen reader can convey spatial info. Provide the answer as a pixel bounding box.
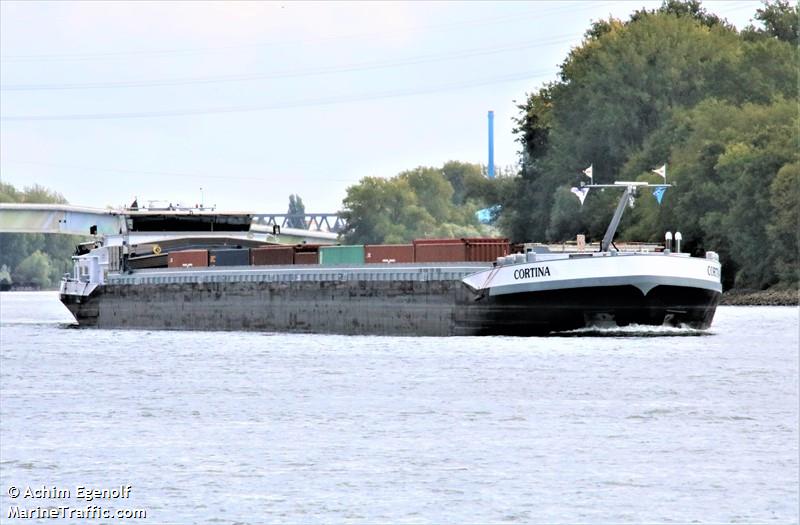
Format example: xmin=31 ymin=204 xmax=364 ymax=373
xmin=652 ymin=186 xmax=667 ymax=205
xmin=475 ymin=205 xmax=501 ymax=224
xmin=652 ymin=164 xmax=667 ymax=181
xmin=571 ymin=186 xmax=589 ymax=205
xmin=582 ymin=164 xmax=593 ymax=182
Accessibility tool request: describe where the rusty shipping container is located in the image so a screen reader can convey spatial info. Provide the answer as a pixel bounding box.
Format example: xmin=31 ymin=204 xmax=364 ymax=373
xmin=167 ymin=249 xmax=208 ymax=268
xmin=294 ymin=251 xmax=319 ymax=264
xmin=251 ymin=246 xmax=294 ymax=266
xmin=414 ymin=242 xmax=467 ymax=263
xmin=364 ymin=244 xmax=415 ymax=264
xmin=464 ymin=238 xmax=510 ymax=262
xmin=413 ymin=238 xmax=465 ymax=245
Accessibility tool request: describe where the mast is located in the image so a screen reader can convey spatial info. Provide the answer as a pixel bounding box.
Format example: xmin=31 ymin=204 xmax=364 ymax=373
xmin=582 ymin=182 xmax=671 ymax=252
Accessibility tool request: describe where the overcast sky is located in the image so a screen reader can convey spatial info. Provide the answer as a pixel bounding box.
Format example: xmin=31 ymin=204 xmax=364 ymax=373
xmin=0 ymin=0 xmax=762 ymax=213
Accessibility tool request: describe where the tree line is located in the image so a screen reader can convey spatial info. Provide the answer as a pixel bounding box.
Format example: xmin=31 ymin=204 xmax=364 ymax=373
xmin=340 ymin=0 xmax=798 ymax=291
xmin=339 ymin=161 xmax=510 ymax=244
xmin=505 ymin=0 xmax=798 ymax=290
xmin=0 ymin=184 xmax=85 ymax=289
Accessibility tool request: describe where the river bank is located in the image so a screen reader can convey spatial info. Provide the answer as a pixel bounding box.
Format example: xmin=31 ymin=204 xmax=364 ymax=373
xmin=721 ymin=288 xmax=799 ymax=306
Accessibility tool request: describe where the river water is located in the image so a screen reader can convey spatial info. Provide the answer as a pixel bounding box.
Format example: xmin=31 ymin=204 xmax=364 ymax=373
xmin=0 ymin=292 xmax=797 ymax=524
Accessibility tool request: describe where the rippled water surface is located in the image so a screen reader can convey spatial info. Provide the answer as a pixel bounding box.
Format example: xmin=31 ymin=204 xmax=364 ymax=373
xmin=1 ymin=292 xmax=798 ymax=524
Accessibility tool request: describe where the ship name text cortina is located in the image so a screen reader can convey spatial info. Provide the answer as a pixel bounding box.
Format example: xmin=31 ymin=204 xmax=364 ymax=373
xmin=513 ymin=266 xmax=551 ymax=280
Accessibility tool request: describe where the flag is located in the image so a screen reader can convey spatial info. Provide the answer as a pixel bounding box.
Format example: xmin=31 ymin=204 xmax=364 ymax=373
xmin=652 ymin=164 xmax=666 ymax=180
xmin=652 ymin=186 xmax=667 ymax=205
xmin=475 ymin=205 xmax=502 ymax=224
xmin=582 ymin=164 xmax=593 ymax=182
xmin=570 ymin=186 xmax=589 ymax=205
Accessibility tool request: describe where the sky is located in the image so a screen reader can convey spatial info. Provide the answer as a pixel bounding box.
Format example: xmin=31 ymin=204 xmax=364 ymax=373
xmin=0 ymin=0 xmax=764 ymax=213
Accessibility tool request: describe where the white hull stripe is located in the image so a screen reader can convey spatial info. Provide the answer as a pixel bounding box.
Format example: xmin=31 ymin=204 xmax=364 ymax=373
xmin=488 ymin=275 xmax=722 ymax=297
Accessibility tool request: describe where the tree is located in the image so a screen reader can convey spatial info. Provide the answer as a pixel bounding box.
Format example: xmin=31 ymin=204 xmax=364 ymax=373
xmin=0 ymin=182 xmax=85 ymax=288
xmin=502 ymin=0 xmax=798 ymax=292
xmin=286 ymin=194 xmax=306 ymax=229
xmin=14 ymin=251 xmax=52 ymax=288
xmin=753 ymin=0 xmax=799 ymax=43
xmin=0 ymin=183 xmax=22 ymax=203
xmin=339 ymin=162 xmax=496 ymax=244
xmin=617 ymin=97 xmax=798 ymax=290
xmin=398 ymin=167 xmax=454 ymax=223
xmin=767 ymin=162 xmax=799 ymax=287
xmin=440 ymin=161 xmax=486 ymax=205
xmin=340 ymin=176 xmax=434 ymax=244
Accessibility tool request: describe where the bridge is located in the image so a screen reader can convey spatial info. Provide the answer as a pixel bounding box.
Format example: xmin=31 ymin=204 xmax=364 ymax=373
xmin=251 ymin=213 xmax=346 ymax=233
xmin=0 ymin=203 xmax=345 ymax=243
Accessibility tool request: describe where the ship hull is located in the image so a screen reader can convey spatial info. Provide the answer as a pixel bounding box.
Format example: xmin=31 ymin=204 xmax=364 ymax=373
xmin=60 ymin=279 xmax=720 ymax=336
xmin=461 ymin=284 xmax=720 ymax=335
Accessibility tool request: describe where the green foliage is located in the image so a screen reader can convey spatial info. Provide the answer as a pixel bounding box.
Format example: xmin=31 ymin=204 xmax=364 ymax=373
xmin=0 ymin=183 xmax=22 ymax=203
xmin=628 ymin=98 xmax=798 ymax=289
xmin=504 ymin=0 xmax=799 ymax=290
xmin=768 ymin=162 xmax=800 ymax=286
xmin=14 ymin=251 xmax=52 ymax=288
xmin=630 ymin=0 xmax=733 ymax=29
xmin=752 ymin=0 xmax=799 ymax=43
xmin=339 ymin=162 xmax=499 ymax=244
xmin=440 ymin=161 xmax=486 ymax=205
xmin=0 ymin=182 xmax=84 ymax=289
xmin=286 ymin=194 xmax=306 ymax=228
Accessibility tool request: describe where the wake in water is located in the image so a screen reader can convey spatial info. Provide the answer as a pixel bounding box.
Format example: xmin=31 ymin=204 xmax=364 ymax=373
xmin=1 ymin=320 xmax=78 ymax=327
xmin=555 ymin=323 xmax=711 ymax=337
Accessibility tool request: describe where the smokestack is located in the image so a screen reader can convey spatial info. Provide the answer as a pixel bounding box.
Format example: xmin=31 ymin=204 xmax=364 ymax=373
xmin=488 ymin=110 xmax=495 ymax=179
xmin=674 ymin=231 xmax=682 ymax=253
xmin=665 ymin=231 xmax=673 ymax=252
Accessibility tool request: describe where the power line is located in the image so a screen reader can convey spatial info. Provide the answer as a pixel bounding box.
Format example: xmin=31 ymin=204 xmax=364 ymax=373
xmin=0 ymin=2 xmax=611 ymax=62
xmin=0 ymin=68 xmax=556 ymax=122
xmin=0 ymin=159 xmax=356 ymax=183
xmin=1 ymin=35 xmax=576 ymax=92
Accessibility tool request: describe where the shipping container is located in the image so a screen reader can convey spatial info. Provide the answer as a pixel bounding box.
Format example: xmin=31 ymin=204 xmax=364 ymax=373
xmin=413 ymin=238 xmax=465 ymax=245
xmin=209 ymin=248 xmax=250 ymax=267
xmin=128 ymin=253 xmax=168 ymax=270
xmin=319 ymin=245 xmax=365 ymax=265
xmin=168 ymin=249 xmax=208 ymax=268
xmin=251 ymin=246 xmax=294 ymax=266
xmin=464 ymin=238 xmax=510 ymax=262
xmin=294 ymin=251 xmax=319 ymax=265
xmin=414 ymin=242 xmax=467 ymax=263
xmin=294 ymin=244 xmax=323 ymax=253
xmin=364 ymin=244 xmax=414 ymax=264
xmin=462 ymin=237 xmax=510 ymax=243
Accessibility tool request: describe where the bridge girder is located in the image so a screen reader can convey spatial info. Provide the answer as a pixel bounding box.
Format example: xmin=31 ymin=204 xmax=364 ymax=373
xmin=0 ymin=204 xmax=124 ymax=236
xmin=0 ymin=204 xmax=344 ymax=241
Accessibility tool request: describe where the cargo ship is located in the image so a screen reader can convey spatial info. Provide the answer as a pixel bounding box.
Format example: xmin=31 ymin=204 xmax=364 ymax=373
xmin=59 ymin=183 xmax=722 ymax=335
